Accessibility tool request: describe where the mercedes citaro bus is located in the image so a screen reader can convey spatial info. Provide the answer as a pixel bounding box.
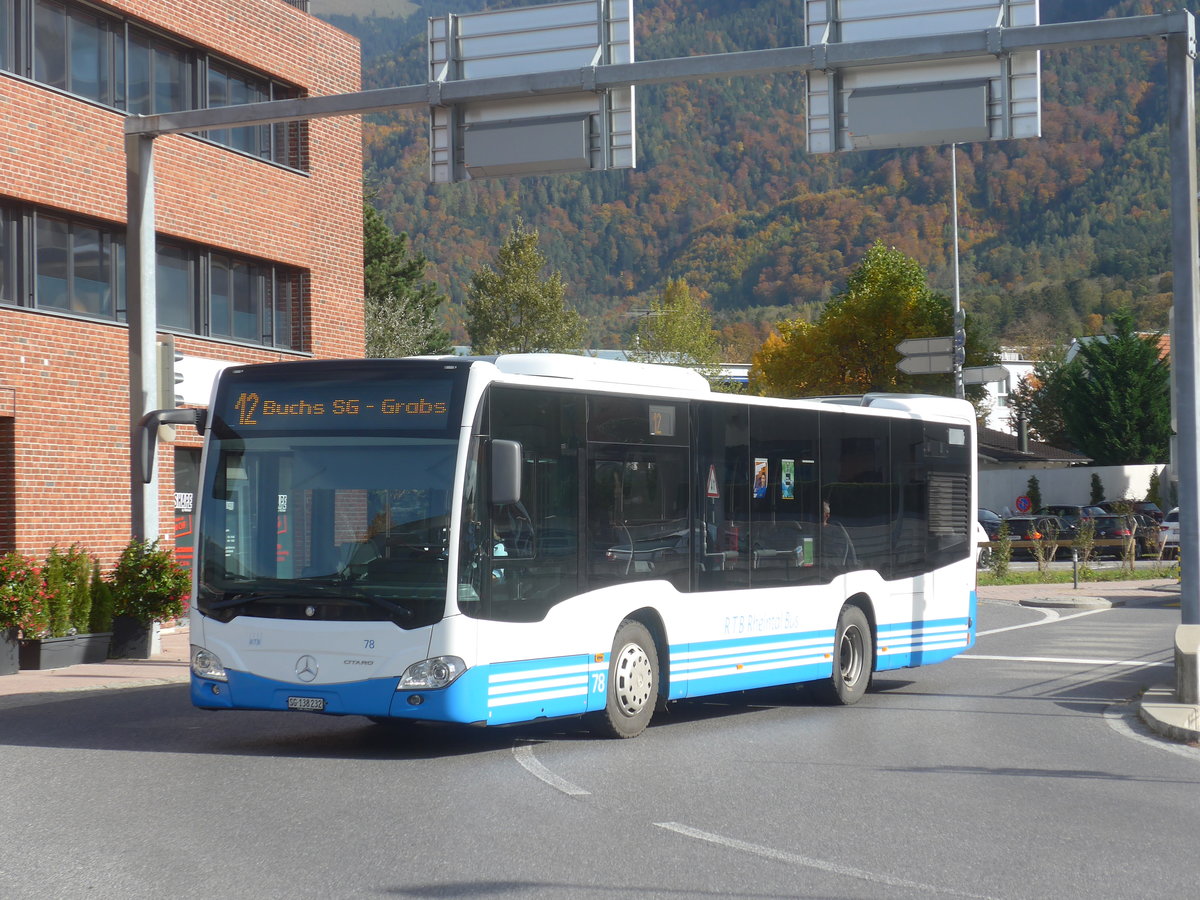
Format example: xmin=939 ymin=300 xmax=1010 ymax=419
xmin=140 ymin=354 xmax=977 ymax=738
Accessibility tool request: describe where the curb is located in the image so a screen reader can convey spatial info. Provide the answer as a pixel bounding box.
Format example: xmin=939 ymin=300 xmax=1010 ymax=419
xmin=1019 ymin=595 xmax=1121 ymax=609
xmin=1138 ymin=686 xmax=1200 ymax=743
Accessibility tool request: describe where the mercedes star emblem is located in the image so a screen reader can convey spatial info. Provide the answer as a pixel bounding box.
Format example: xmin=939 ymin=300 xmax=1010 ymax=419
xmin=295 ymin=655 xmax=318 ymax=682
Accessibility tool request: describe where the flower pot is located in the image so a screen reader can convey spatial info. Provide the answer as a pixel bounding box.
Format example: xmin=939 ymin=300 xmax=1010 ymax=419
xmin=1 ymin=627 xmax=19 ymax=676
xmin=17 ymin=632 xmax=113 ymax=670
xmin=109 ymin=615 xmax=161 ymax=659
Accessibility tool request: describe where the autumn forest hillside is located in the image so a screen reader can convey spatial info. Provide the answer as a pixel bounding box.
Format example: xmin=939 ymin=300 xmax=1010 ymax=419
xmin=321 ymin=0 xmax=1186 ymax=356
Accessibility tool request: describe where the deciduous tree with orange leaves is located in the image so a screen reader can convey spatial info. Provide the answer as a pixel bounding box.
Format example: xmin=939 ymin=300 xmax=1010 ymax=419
xmin=750 ymin=242 xmax=990 ymax=398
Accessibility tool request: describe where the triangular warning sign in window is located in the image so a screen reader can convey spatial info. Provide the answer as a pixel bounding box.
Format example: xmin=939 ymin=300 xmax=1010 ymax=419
xmin=706 ymin=465 xmax=720 ymax=498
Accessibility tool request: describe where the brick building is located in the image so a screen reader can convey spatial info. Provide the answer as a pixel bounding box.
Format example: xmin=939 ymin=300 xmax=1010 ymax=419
xmin=1 ymin=0 xmax=363 ymax=567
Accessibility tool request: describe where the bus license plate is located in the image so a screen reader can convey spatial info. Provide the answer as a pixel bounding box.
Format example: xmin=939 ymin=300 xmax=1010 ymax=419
xmin=287 ymin=696 xmax=325 ymax=712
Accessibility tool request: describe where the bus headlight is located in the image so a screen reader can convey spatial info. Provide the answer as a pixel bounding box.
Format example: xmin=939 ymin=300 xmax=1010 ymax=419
xmin=191 ymin=646 xmax=228 ymax=682
xmin=399 ymin=656 xmax=465 ymax=690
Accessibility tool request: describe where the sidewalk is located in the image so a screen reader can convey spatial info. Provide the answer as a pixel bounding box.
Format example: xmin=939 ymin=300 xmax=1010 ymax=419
xmin=976 ymin=576 xmax=1200 ymax=744
xmin=0 ymin=627 xmax=190 ymax=710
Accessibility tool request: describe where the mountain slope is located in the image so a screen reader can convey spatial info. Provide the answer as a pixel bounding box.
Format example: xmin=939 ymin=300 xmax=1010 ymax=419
xmin=322 ymin=0 xmax=1181 ymax=351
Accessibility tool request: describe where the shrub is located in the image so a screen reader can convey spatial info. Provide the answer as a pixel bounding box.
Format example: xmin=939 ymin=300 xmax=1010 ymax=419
xmin=0 ymin=552 xmax=50 ymax=637
xmin=110 ymin=540 xmax=191 ymax=624
xmin=1026 ymin=476 xmax=1042 ymax=514
xmin=989 ymin=521 xmax=1011 ymax=579
xmin=65 ymin=545 xmax=93 ymax=635
xmin=42 ymin=547 xmax=72 ymax=638
xmin=89 ymin=559 xmax=115 ymax=634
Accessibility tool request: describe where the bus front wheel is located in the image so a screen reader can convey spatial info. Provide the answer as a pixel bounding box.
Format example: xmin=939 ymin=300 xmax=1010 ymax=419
xmin=814 ymin=605 xmax=872 ymax=705
xmin=594 ymin=619 xmax=659 ymax=739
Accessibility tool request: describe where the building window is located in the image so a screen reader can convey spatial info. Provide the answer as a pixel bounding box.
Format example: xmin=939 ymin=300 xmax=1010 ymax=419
xmin=2 ymin=205 xmax=305 ymax=350
xmin=123 ymin=26 xmax=194 ymax=115
xmin=207 ymin=62 xmax=270 ymax=156
xmin=32 ymin=0 xmax=118 ymax=106
xmin=156 ymin=242 xmax=196 ymax=332
xmin=7 ymin=0 xmax=307 ymax=169
xmin=0 ymin=206 xmax=18 ymax=304
xmin=33 ymin=212 xmax=121 ymax=318
xmin=2 ymin=0 xmax=19 ymax=73
xmin=210 ymin=253 xmax=259 ymax=343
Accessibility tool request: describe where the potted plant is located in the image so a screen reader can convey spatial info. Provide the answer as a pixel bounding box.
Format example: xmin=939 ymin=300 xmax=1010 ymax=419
xmin=0 ymin=552 xmax=50 ymax=675
xmin=11 ymin=546 xmax=112 ymax=671
xmin=108 ymin=540 xmax=190 ymax=659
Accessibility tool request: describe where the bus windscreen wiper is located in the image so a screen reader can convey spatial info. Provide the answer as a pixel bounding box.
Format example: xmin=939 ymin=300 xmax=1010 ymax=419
xmin=210 ymin=581 xmax=413 ymax=619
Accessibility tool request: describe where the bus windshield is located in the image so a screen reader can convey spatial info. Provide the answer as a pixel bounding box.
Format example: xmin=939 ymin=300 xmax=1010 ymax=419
xmin=194 ymin=359 xmax=471 ymax=630
xmin=197 ymin=435 xmax=458 ymax=629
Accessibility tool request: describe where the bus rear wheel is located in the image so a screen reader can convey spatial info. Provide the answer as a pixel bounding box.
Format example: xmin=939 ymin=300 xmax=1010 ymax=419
xmin=814 ymin=605 xmax=872 ymax=705
xmin=593 ymin=619 xmax=659 ymax=739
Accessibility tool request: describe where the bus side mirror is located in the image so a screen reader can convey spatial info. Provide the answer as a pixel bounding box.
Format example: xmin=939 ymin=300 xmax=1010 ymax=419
xmin=137 ymin=408 xmax=208 ymax=483
xmin=490 ymin=439 xmax=522 ymax=506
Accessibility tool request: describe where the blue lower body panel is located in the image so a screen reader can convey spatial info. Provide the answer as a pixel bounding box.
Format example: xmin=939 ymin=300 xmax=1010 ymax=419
xmin=874 ymin=599 xmax=976 ymax=671
xmin=192 ymin=652 xmax=600 ymax=726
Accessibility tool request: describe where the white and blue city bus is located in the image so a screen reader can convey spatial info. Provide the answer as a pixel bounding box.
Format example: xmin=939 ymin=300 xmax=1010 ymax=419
xmin=148 ymin=353 xmax=976 ymax=738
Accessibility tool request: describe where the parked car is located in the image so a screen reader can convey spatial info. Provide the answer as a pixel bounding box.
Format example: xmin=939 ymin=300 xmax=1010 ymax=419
xmin=1097 ymin=499 xmax=1164 ymax=522
xmin=975 ymin=521 xmax=993 ymax=568
xmin=978 ymin=507 xmax=1004 ymax=541
xmin=1004 ymin=515 xmax=1074 ymax=558
xmin=1131 ymin=514 xmax=1162 ymax=558
xmin=1037 ymin=505 xmax=1105 ymax=528
xmin=1159 ymin=507 xmax=1180 ymax=558
xmin=1088 ymin=514 xmax=1138 ymax=558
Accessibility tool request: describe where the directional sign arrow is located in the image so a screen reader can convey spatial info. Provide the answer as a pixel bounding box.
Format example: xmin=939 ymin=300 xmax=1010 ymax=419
xmin=897 ymin=353 xmax=955 ymax=375
xmin=896 ymin=336 xmax=954 ymax=356
xmin=962 ymin=364 xmax=1010 ymax=384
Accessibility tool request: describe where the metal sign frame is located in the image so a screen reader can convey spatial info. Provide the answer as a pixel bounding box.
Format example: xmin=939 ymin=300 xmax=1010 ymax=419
xmin=805 ymin=0 xmax=1041 ymax=153
xmin=428 ymin=0 xmax=635 ymax=183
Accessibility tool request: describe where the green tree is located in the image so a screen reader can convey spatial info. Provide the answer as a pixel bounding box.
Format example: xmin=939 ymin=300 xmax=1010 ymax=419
xmin=465 ymin=220 xmax=584 ymax=354
xmin=1090 ymin=473 xmax=1105 ymax=505
xmin=1058 ymin=309 xmax=1171 ymax=465
xmin=1008 ymin=348 xmax=1072 ymax=448
xmin=363 ymin=201 xmax=450 ymax=357
xmin=750 ymin=242 xmax=992 ymax=397
xmin=1146 ymin=468 xmax=1162 ymax=507
xmin=630 ymin=277 xmax=721 ymax=381
xmin=1026 ymin=475 xmax=1042 ymax=514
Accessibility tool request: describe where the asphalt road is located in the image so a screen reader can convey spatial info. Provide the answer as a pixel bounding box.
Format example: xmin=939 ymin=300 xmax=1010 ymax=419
xmin=1 ymin=590 xmax=1195 ymax=900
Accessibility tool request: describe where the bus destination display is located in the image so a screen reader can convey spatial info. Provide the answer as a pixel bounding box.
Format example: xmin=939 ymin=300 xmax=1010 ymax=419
xmin=217 ymin=377 xmax=456 ymax=433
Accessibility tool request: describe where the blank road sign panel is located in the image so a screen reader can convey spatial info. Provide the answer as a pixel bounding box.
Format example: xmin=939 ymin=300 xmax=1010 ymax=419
xmin=898 ymin=354 xmax=955 ymax=375
xmin=850 ymin=81 xmax=990 ymax=149
xmin=897 ymin=336 xmax=954 ymax=355
xmin=464 ymin=117 xmax=590 ymax=177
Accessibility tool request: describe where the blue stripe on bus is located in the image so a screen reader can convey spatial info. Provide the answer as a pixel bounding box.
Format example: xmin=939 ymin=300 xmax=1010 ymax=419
xmin=874 ymin=610 xmax=974 ymax=671
xmin=668 ymin=630 xmax=835 ymax=698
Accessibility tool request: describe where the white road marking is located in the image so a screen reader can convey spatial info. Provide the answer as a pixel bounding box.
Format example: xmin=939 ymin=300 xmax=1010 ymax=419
xmin=959 ymin=654 xmax=1171 ymax=669
xmin=977 ymin=606 xmax=1112 ymax=636
xmin=511 ymin=742 xmax=590 ymax=796
xmin=654 ymin=822 xmax=1000 ymax=899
